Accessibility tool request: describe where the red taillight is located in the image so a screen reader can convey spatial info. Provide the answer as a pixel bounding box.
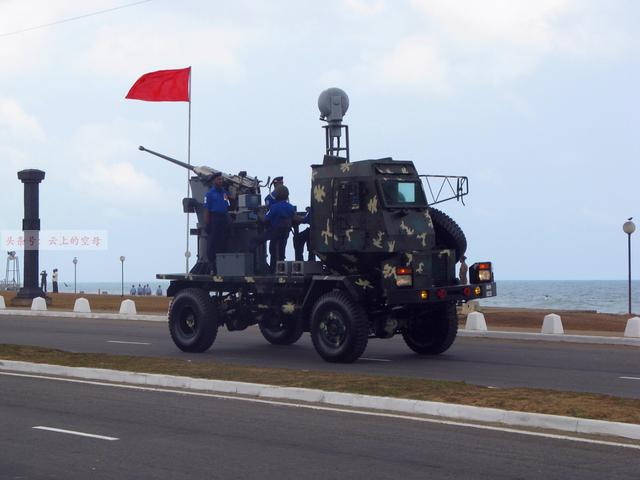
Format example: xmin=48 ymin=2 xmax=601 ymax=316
xmin=478 ymin=263 xmax=491 ymax=270
xmin=436 ymin=288 xmax=447 ymax=299
xmin=463 ymin=287 xmax=471 ymax=297
xmin=396 ymin=267 xmax=412 ymax=275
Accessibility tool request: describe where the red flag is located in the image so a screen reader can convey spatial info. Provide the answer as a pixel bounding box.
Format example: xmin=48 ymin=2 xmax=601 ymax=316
xmin=126 ymin=67 xmax=191 ymax=102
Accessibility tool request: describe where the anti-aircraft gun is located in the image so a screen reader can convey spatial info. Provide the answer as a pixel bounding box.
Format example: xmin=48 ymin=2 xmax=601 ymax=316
xmin=138 ymin=146 xmax=269 ymax=274
xmin=153 ymin=88 xmax=496 ymax=364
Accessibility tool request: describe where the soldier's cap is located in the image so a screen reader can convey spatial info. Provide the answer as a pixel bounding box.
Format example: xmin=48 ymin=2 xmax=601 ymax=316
xmin=212 ymin=172 xmax=222 ymax=179
xmin=272 ymin=176 xmax=284 ymax=184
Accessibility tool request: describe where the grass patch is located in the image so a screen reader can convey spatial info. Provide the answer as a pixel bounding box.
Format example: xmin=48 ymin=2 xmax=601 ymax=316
xmin=1 ymin=344 xmax=639 ymax=425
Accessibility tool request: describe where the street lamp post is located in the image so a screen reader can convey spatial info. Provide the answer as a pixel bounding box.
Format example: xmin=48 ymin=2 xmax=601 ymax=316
xmin=120 ymin=256 xmax=125 ymax=297
xmin=623 ymin=219 xmax=635 ymax=315
xmin=73 ymin=257 xmax=78 ymax=294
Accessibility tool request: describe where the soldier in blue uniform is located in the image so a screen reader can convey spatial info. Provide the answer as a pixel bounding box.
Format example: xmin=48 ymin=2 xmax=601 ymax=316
xmin=204 ymin=172 xmax=232 ymax=274
xmin=264 ymin=176 xmax=283 ymax=207
xmin=253 ymin=185 xmax=295 ymax=272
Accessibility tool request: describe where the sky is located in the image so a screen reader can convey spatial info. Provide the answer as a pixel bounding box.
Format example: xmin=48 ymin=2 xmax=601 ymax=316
xmin=0 ymin=0 xmax=638 ymax=282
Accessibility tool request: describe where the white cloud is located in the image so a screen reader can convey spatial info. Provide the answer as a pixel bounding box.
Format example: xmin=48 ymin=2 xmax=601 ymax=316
xmin=76 ymin=20 xmax=257 ymax=80
xmin=0 ymin=97 xmax=45 ymax=140
xmin=0 ymin=145 xmax=29 ymax=170
xmin=0 ymin=1 xmax=111 ymax=72
xmin=332 ymin=0 xmax=631 ymax=94
xmin=361 ymin=35 xmax=451 ymax=93
xmin=66 ymin=119 xmax=179 ymax=213
xmin=410 ymin=0 xmax=572 ymax=50
xmin=79 ymin=160 xmax=167 ymax=205
xmin=343 ymin=0 xmax=387 ymax=16
xmin=0 ymin=1 xmax=257 ymax=81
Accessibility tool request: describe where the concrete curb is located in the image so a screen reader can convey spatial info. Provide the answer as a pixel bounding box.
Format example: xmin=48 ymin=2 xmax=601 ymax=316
xmin=0 ymin=309 xmax=166 ymax=322
xmin=459 ymin=329 xmax=640 ymax=347
xmin=1 ymin=359 xmax=639 ymax=441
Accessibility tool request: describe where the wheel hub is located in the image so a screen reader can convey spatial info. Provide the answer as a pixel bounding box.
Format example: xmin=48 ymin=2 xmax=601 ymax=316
xmin=320 ymin=310 xmax=347 ymax=347
xmin=179 ymin=310 xmax=197 ymax=338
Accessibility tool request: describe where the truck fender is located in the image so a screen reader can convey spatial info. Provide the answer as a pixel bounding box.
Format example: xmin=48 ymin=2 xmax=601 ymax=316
xmin=301 ymin=276 xmax=361 ymax=329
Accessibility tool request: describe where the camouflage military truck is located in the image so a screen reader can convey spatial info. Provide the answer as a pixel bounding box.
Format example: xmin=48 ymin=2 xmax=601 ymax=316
xmin=146 ymin=88 xmax=496 ymax=363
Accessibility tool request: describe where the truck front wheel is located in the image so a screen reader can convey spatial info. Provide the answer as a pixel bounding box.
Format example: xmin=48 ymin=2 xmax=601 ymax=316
xmin=310 ymin=291 xmax=368 ymax=363
xmin=168 ymin=288 xmax=218 ymax=353
xmin=402 ymin=303 xmax=458 ymax=355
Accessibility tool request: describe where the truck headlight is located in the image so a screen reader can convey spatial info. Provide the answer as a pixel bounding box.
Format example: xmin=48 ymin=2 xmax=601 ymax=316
xmin=396 ymin=267 xmax=412 ymax=287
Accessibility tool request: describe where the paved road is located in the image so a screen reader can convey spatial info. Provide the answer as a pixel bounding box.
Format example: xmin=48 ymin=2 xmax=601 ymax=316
xmin=1 ymin=373 xmax=638 ymax=480
xmin=0 ymin=314 xmax=639 ymax=398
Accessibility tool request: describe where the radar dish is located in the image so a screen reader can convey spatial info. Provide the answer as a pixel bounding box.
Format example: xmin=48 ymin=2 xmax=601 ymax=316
xmin=318 ymin=88 xmax=349 ymax=123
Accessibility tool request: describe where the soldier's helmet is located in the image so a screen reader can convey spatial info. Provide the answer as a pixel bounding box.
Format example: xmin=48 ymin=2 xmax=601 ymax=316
xmin=274 ymin=185 xmax=289 ymax=201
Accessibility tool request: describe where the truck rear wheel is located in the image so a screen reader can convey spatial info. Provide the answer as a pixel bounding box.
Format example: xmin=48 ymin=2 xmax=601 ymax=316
xmin=168 ymin=288 xmax=218 ymax=353
xmin=402 ymin=303 xmax=458 ymax=355
xmin=310 ymin=291 xmax=368 ymax=363
xmin=259 ymin=311 xmax=304 ymax=345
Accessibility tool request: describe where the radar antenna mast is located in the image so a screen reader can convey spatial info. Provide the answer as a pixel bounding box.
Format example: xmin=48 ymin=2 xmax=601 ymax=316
xmin=318 ymin=88 xmax=350 ymax=162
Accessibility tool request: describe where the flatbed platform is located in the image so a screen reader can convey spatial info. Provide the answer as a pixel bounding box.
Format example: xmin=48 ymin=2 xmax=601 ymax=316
xmin=156 ymin=272 xmax=337 ymax=285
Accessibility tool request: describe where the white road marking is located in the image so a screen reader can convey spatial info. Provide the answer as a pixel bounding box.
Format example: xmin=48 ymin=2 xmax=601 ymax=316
xmin=107 ymin=340 xmax=151 ymax=345
xmin=620 ymin=376 xmax=640 ymax=381
xmin=359 ymin=357 xmax=392 ymax=362
xmin=2 ymin=371 xmax=638 ymax=451
xmin=33 ymin=426 xmax=118 ymax=441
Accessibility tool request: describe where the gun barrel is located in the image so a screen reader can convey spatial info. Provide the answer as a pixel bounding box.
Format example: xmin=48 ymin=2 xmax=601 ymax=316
xmin=138 ymin=145 xmax=196 ymax=172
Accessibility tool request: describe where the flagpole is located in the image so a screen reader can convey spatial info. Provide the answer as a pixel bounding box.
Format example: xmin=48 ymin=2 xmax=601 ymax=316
xmin=186 ymin=68 xmax=192 ymax=274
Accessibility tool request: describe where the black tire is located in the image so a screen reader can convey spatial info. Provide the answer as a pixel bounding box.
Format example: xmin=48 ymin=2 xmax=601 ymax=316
xmin=402 ymin=303 xmax=458 ymax=355
xmin=259 ymin=311 xmax=304 ymax=345
xmin=168 ymin=288 xmax=218 ymax=353
xmin=428 ymin=207 xmax=467 ymax=262
xmin=310 ymin=291 xmax=368 ymax=363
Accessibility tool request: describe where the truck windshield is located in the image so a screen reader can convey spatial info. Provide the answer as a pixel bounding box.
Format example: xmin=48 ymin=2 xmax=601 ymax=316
xmin=380 ymin=181 xmax=427 ymax=207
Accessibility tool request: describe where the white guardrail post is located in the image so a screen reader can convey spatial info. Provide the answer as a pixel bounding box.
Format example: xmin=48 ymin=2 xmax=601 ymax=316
xmin=119 ymin=299 xmax=137 ymax=315
xmin=542 ymin=313 xmax=564 ymax=334
xmin=73 ymin=298 xmax=91 ymax=313
xmin=465 ymin=311 xmax=487 ymax=331
xmin=30 ymin=297 xmax=47 ymax=311
xmin=624 ymin=317 xmax=640 ymax=338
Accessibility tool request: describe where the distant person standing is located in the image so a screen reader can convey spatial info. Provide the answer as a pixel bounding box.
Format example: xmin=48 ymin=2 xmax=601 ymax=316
xmin=40 ymin=270 xmax=48 ymax=293
xmin=156 ymin=285 xmax=163 ymax=296
xmin=137 ymin=284 xmax=143 ymax=296
xmin=459 ymin=255 xmax=468 ymax=285
xmin=52 ymin=268 xmax=59 ymax=293
xmin=130 ymin=284 xmax=136 ymax=295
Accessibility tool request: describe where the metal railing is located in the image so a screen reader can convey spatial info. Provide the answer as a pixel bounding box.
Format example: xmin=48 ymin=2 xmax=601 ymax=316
xmin=420 ymin=175 xmax=469 ymax=206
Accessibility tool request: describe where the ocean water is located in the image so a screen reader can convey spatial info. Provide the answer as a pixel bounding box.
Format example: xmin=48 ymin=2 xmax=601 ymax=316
xmin=479 ymin=280 xmax=640 ymax=314
xmin=12 ymin=279 xmax=640 ymax=314
xmin=44 ymin=281 xmax=171 ymax=296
